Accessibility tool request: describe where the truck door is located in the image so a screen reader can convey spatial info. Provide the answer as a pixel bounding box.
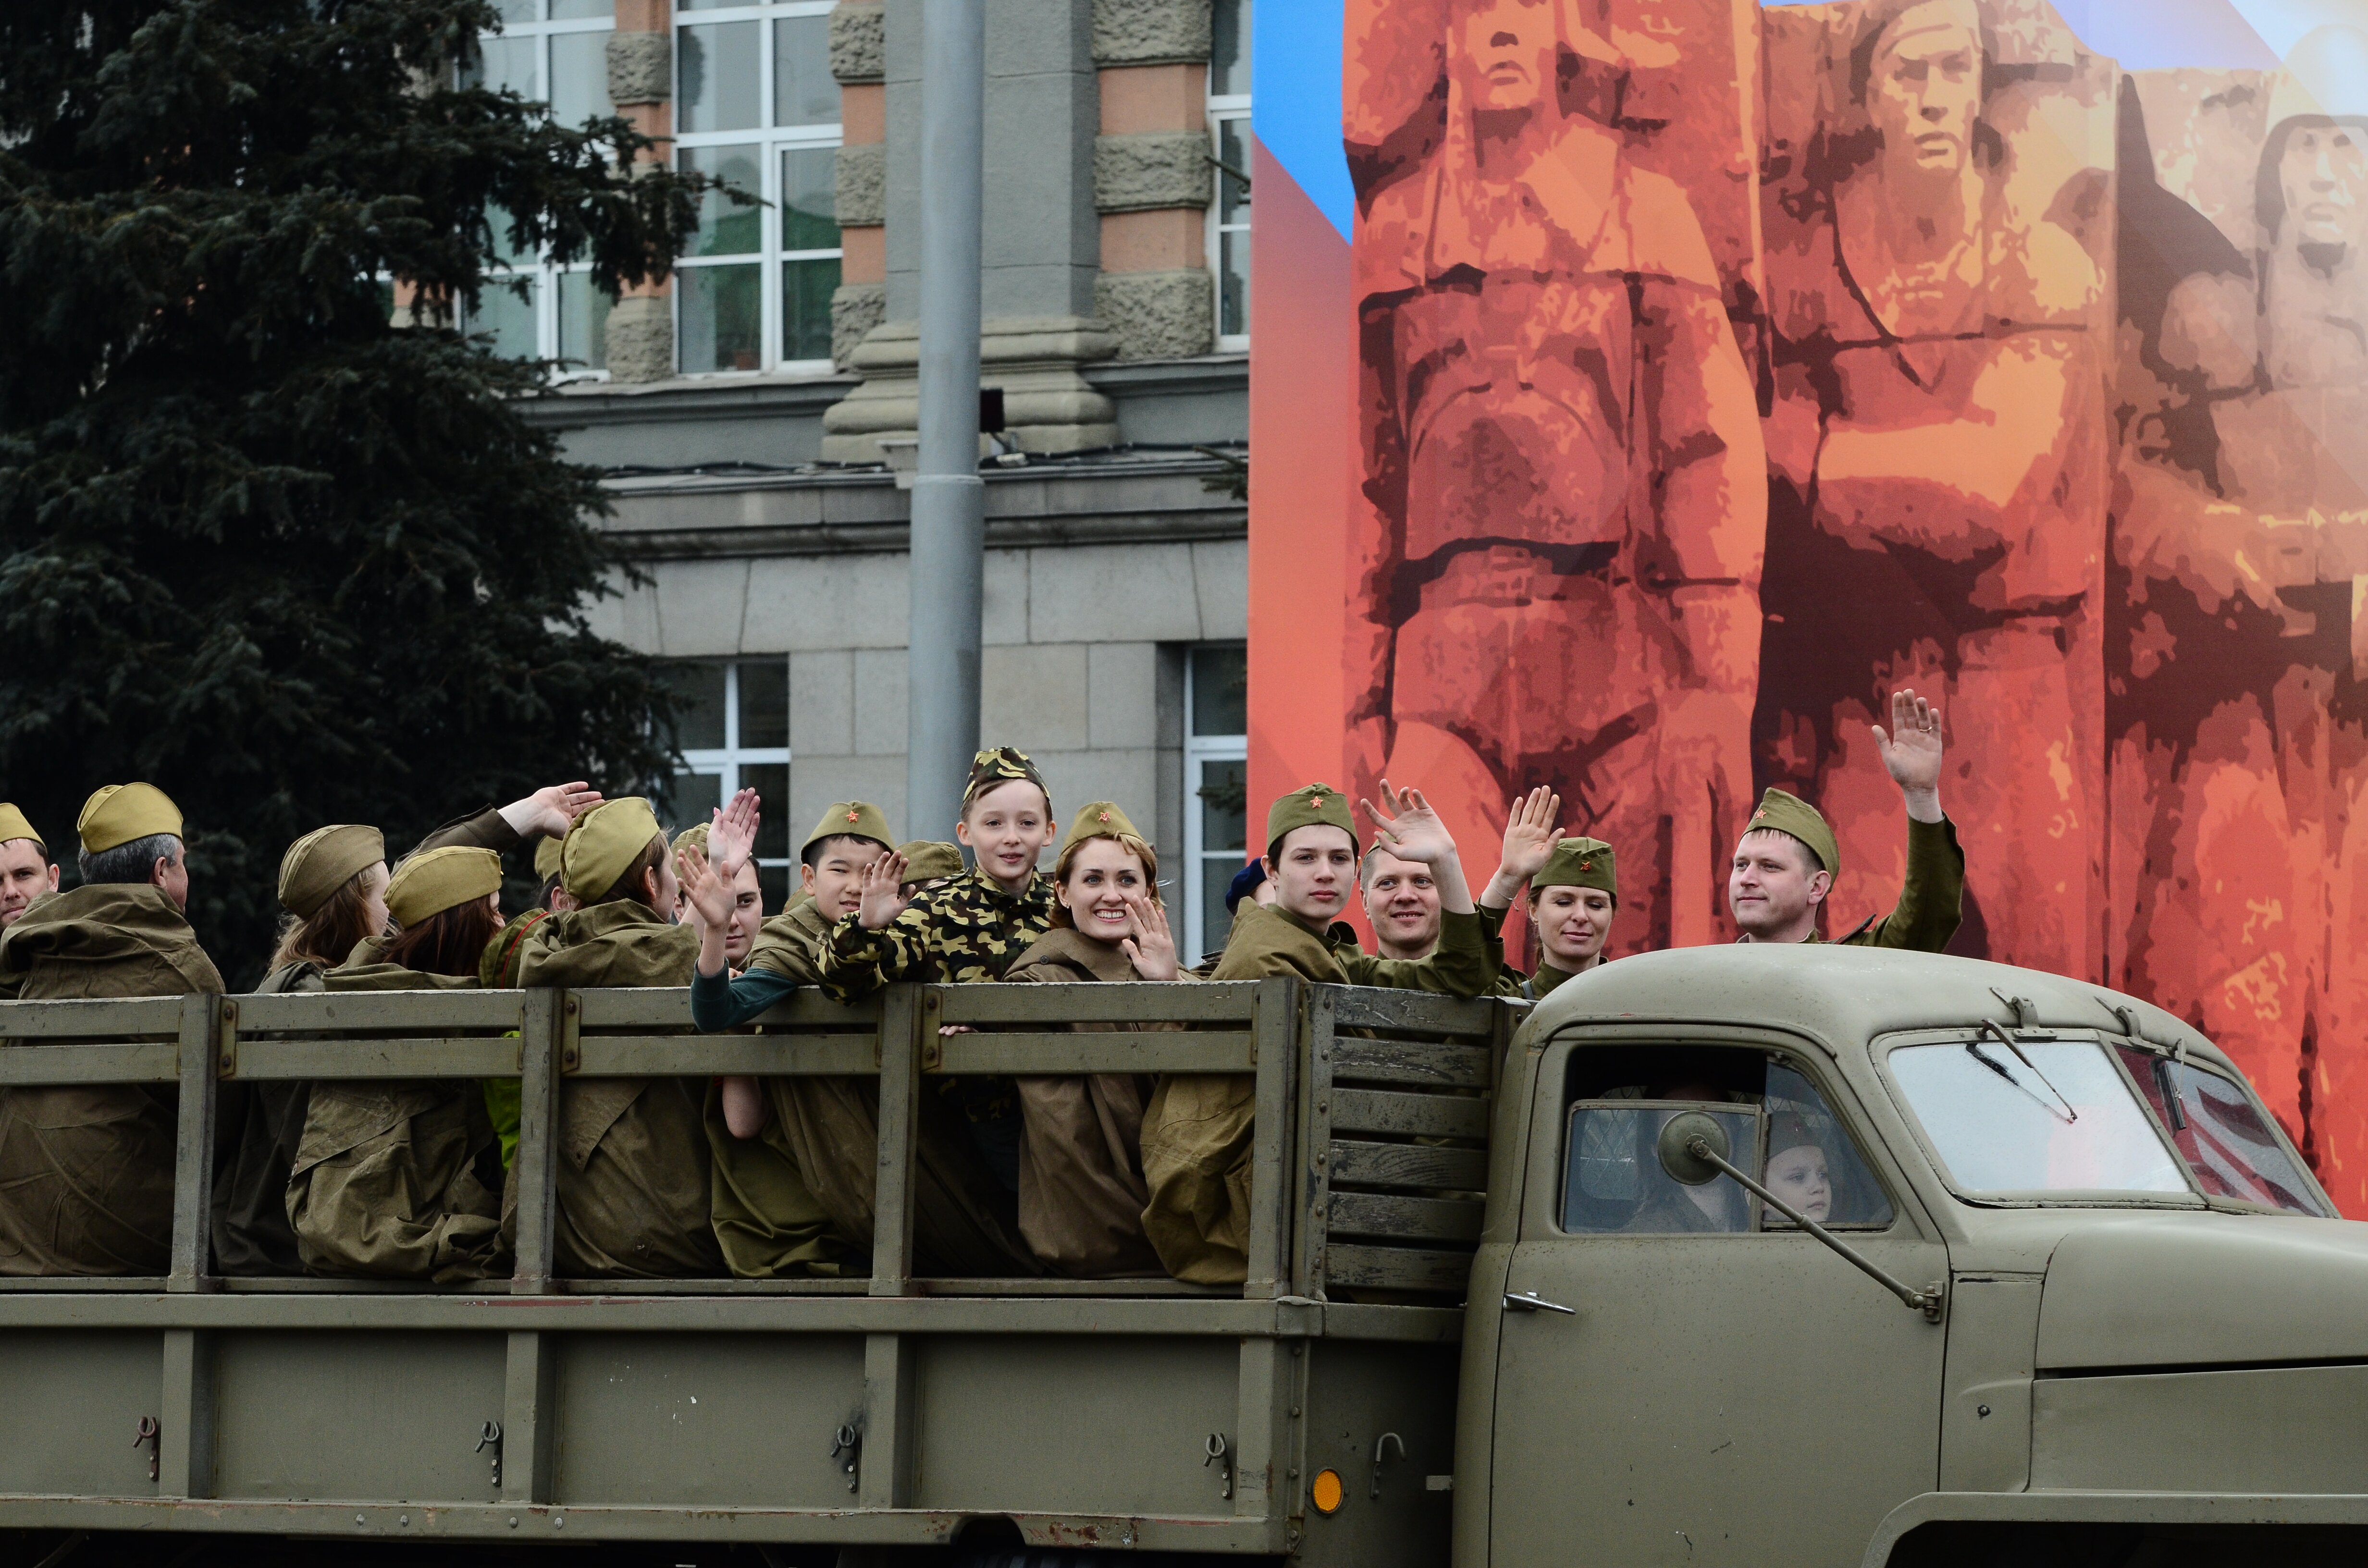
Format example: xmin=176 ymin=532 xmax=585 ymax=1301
xmin=1490 ymin=1047 xmax=1946 ymax=1566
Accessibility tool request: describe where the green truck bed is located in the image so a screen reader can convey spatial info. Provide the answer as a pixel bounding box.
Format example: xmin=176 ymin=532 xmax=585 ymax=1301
xmin=0 ymin=979 xmax=1521 ymax=1563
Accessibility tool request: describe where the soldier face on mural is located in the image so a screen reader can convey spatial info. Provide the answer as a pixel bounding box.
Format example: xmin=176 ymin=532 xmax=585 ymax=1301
xmin=1864 ymin=3 xmax=1982 ymax=180
xmin=2272 ymin=119 xmax=2367 ymax=256
xmin=1453 ymin=0 xmax=1558 ymax=115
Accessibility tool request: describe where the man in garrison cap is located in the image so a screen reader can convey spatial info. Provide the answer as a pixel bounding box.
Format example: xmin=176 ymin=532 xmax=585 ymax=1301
xmin=1729 ymin=690 xmax=1962 ymax=951
xmin=0 ymin=785 xmax=224 ymax=1275
xmin=511 ymin=796 xmax=723 ymax=1279
xmin=1139 ymin=779 xmax=1496 ymax=1285
xmin=0 ymin=806 xmax=58 ymax=931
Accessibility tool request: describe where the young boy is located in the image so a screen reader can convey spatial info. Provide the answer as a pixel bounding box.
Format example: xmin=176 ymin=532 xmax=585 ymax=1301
xmin=1138 ymin=779 xmax=1497 ymax=1285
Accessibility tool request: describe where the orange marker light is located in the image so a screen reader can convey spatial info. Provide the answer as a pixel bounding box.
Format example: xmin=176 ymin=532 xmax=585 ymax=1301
xmin=1310 ymin=1467 xmax=1345 ymax=1515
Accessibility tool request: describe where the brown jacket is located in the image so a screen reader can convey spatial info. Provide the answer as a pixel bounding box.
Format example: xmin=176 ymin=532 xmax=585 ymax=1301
xmin=0 ymin=884 xmax=223 ymax=1276
xmin=999 ymin=926 xmax=1169 ymax=1279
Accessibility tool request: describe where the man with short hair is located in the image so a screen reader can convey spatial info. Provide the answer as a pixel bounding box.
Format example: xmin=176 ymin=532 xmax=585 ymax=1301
xmin=0 ymin=806 xmax=58 ymax=929
xmin=0 ymin=784 xmax=224 ymax=1275
xmin=1729 ymin=690 xmax=1962 ymax=951
xmin=1360 ymin=841 xmax=1442 ymax=962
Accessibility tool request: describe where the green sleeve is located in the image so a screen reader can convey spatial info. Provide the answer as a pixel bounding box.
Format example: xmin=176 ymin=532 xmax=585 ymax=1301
xmin=1846 ymin=816 xmax=1965 ymax=953
xmin=820 ymin=903 xmax=933 ymax=1003
xmin=691 ymin=966 xmax=803 ymax=1032
xmin=414 ymin=806 xmax=520 ymax=856
xmin=482 ymin=1078 xmax=521 ymax=1169
xmin=1339 ymin=908 xmax=1492 ymax=997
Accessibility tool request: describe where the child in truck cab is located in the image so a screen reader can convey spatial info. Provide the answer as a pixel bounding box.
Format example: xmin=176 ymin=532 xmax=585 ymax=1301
xmin=999 ymin=801 xmax=1183 ymax=1279
xmin=1138 ymin=780 xmax=1495 ymax=1284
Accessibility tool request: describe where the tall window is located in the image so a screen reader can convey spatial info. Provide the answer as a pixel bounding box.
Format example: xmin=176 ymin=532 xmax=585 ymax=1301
xmin=1208 ymin=0 xmax=1252 ymax=349
xmin=463 ymin=0 xmax=618 ymax=375
xmin=665 ymin=660 xmax=794 ymax=910
xmin=1184 ymin=645 xmax=1249 ymax=966
xmin=674 ymin=0 xmax=843 ymax=374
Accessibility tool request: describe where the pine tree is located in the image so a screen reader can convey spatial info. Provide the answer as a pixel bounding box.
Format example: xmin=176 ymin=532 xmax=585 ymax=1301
xmin=0 ymin=1 xmax=711 ymax=981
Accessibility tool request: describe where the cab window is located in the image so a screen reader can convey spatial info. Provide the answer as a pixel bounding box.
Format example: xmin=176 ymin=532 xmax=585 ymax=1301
xmin=1888 ymin=1037 xmax=2187 ymax=1195
xmin=2115 ymin=1046 xmax=2331 ymax=1216
xmin=1558 ymin=1048 xmax=1894 ymax=1235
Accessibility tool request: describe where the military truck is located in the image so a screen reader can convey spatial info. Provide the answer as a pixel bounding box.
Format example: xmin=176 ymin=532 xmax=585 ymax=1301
xmin=2 ymin=944 xmax=2363 ymax=1567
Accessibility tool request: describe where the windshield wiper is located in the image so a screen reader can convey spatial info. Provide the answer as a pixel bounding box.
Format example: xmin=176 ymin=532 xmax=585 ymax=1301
xmin=1967 ymin=1020 xmax=2078 ymax=1124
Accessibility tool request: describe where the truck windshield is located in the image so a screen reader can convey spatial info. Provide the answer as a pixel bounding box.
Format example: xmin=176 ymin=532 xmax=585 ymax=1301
xmin=2114 ymin=1046 xmax=2330 ymax=1216
xmin=1889 ymin=1039 xmax=2189 ymax=1196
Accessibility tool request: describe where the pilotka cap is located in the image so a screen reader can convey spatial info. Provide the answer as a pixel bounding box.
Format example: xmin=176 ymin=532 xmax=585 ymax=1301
xmin=894 ymin=840 xmax=965 ymax=885
xmin=1746 ymin=787 xmax=1839 ymax=878
xmin=1265 ymin=784 xmax=1357 ymax=857
xmin=805 ymin=801 xmax=895 ymax=859
xmin=562 ymin=797 xmax=666 ymax=900
xmin=78 ymin=784 xmax=183 ymax=855
xmin=1060 ymin=801 xmax=1145 ymax=856
xmin=278 ymin=824 xmax=386 ymax=919
xmin=0 ymin=804 xmax=44 ymax=852
xmin=963 ymin=747 xmax=1048 ymax=813
xmin=385 ymin=846 xmax=502 ymax=928
xmin=1533 ymin=836 xmax=1617 ymax=899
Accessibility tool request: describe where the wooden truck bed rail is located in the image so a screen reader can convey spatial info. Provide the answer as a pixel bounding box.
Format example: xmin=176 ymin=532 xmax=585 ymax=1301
xmin=0 ymin=981 xmax=1517 ymax=1554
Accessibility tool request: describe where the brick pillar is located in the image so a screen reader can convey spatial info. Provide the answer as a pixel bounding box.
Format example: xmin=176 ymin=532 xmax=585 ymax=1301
xmin=606 ymin=0 xmax=676 ymax=382
xmin=1091 ymin=0 xmax=1213 ymax=358
xmin=831 ymin=0 xmax=888 ymax=369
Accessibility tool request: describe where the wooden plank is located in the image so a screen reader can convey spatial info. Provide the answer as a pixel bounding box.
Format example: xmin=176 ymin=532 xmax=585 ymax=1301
xmin=929 ymin=1030 xmax=1256 ymax=1076
xmin=868 ymin=986 xmax=921 ymax=1297
xmin=1244 ymin=978 xmax=1298 ymax=1300
xmin=1327 ymin=1190 xmax=1485 ymax=1244
xmin=904 ymin=1277 xmax=1234 ymax=1298
xmin=1321 ymin=1243 xmax=1477 ymax=1294
xmin=933 ymin=980 xmax=1260 ymax=1026
xmin=572 ymin=986 xmax=879 ymax=1029
xmin=1330 ymin=1037 xmax=1493 ymax=1089
xmin=569 ymin=1034 xmax=876 ymax=1077
xmin=1330 ymin=1087 xmax=1490 ymax=1140
xmin=1322 ymin=987 xmax=1501 ymax=1037
xmin=0 ymin=996 xmax=185 ymax=1039
xmin=233 ymin=990 xmax=527 ymax=1032
xmin=509 ymin=991 xmax=561 ymax=1296
xmin=0 ymin=1042 xmax=180 ymax=1085
xmin=168 ymin=996 xmax=220 ymax=1290
xmin=230 ymin=1037 xmax=521 ymax=1081
xmin=1292 ymin=986 xmax=1336 ymax=1299
xmin=1330 ymin=1139 xmax=1488 ymax=1191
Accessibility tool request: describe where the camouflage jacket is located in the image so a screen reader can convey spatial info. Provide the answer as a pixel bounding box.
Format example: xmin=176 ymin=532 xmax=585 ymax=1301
xmin=819 ymin=867 xmax=1056 ymax=1001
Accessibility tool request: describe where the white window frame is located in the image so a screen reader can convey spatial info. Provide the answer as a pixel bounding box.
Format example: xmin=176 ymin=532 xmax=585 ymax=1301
xmin=1183 ymin=647 xmax=1250 ymax=967
xmin=671 ymin=0 xmax=843 ymax=378
xmin=465 ymin=2 xmax=619 ymax=380
xmin=1208 ymin=0 xmax=1252 ymax=351
xmin=672 ymin=660 xmax=795 ymax=902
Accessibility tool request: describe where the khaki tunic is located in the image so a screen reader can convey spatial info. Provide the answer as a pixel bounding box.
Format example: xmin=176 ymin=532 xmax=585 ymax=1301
xmin=1140 ymin=903 xmax=1492 ymax=1285
xmin=285 ymin=953 xmax=505 ymax=1282
xmin=0 ymin=885 xmax=224 ymax=1276
xmin=514 ymin=902 xmax=723 ymax=1278
xmin=210 ymin=959 xmax=324 ymax=1276
xmin=1809 ymin=818 xmax=1966 ymax=953
xmin=999 ymin=926 xmax=1167 ymax=1279
xmin=730 ymin=901 xmax=1038 ymax=1278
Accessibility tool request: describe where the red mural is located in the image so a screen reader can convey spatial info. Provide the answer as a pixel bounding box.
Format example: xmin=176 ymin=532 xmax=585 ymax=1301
xmin=1340 ymin=0 xmax=2368 ymax=1206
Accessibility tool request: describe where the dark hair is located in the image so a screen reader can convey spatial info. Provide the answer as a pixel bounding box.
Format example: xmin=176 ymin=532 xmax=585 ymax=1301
xmin=2256 ymin=115 xmax=2368 ymax=245
xmin=538 ymin=874 xmax=564 ymax=911
xmin=591 ymin=834 xmax=667 ymax=908
xmin=269 ymin=869 xmax=387 ymax=971
xmin=1806 ymin=0 xmax=2001 ymax=186
xmin=77 ymin=833 xmax=181 ymax=886
xmin=801 ymin=833 xmax=889 ymax=871
xmin=380 ymin=896 xmax=505 ymax=979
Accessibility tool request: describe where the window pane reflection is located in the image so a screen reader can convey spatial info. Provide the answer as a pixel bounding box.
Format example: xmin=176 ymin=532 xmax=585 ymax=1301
xmin=666 ymin=663 xmax=728 ymax=750
xmin=678 ymin=21 xmax=762 ymax=132
xmin=679 ymin=264 xmax=764 ymax=372
xmin=739 ymin=659 xmax=789 ymax=748
xmin=548 ymin=27 xmax=616 ymax=125
xmin=775 ymin=14 xmax=839 ymax=127
xmin=556 ymin=271 xmax=611 ymax=371
xmin=682 ymin=144 xmax=764 ymax=256
xmin=469 ymin=278 xmax=540 ymax=359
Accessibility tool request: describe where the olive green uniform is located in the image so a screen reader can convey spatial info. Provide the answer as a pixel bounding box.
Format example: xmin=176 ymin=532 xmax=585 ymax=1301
xmin=285 ymin=948 xmax=505 ymax=1282
xmin=1140 ymin=900 xmax=1493 ymax=1285
xmin=1810 ymin=817 xmax=1965 ymax=951
xmin=0 ymin=885 xmax=224 ymax=1275
xmin=787 ymin=874 xmax=1048 ymax=1275
xmin=514 ymin=903 xmax=724 ymax=1278
xmin=999 ymin=925 xmax=1166 ymax=1280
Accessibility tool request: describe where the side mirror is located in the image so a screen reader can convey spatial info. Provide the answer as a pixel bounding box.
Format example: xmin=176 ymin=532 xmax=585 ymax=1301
xmin=1653 ymin=1106 xmax=1943 ymax=1323
xmin=1657 ymin=1110 xmax=1729 ymax=1187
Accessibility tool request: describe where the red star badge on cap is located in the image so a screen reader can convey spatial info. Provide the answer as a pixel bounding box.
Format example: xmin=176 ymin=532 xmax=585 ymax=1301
xmin=1578 ymin=860 xmax=1593 ymax=871
xmin=845 ymin=808 xmax=860 ymax=823
xmin=1752 ymin=808 xmax=1768 ymax=821
xmin=1097 ymin=809 xmax=1110 ymax=823
xmin=1310 ymin=793 xmax=1327 ymax=808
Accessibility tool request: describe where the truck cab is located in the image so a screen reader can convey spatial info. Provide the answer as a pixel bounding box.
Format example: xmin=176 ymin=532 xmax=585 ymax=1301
xmin=1465 ymin=943 xmax=2367 ymax=1567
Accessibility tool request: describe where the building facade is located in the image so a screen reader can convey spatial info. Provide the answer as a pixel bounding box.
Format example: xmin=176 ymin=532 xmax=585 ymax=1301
xmin=482 ymin=0 xmax=1253 ymax=961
